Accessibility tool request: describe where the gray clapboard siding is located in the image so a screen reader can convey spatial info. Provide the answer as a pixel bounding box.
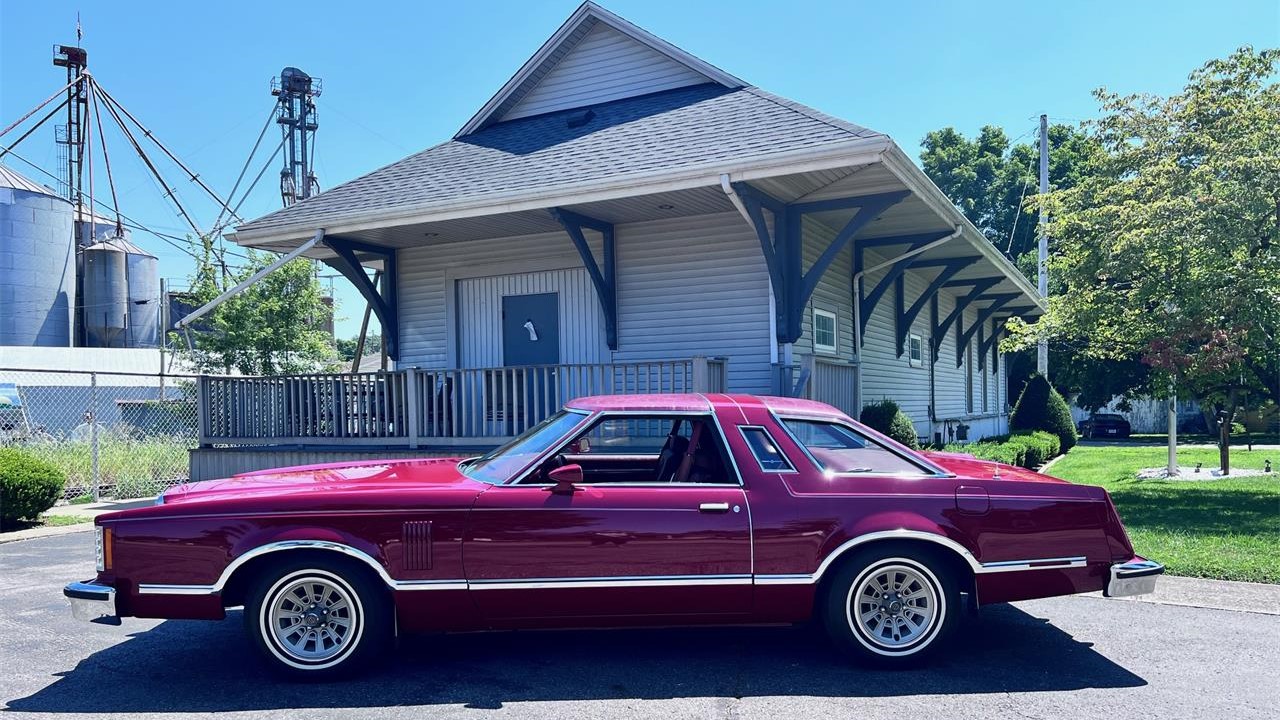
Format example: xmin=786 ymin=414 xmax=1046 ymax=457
xmin=503 ymin=21 xmax=709 ymax=121
xmin=398 ymin=230 xmax=604 ymax=368
xmin=611 ymin=212 xmax=772 ymax=394
xmin=932 ymin=295 xmax=968 ymax=420
xmin=796 ymin=217 xmax=855 ymax=362
xmin=455 ymin=267 xmax=606 ymax=367
xmin=859 ymin=252 xmax=934 ymax=435
xmin=397 ymin=212 xmax=772 ymax=393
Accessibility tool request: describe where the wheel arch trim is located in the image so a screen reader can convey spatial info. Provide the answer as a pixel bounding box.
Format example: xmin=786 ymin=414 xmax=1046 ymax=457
xmin=136 ymin=540 xmax=468 ymax=596
xmin=754 ymin=530 xmax=984 ymax=586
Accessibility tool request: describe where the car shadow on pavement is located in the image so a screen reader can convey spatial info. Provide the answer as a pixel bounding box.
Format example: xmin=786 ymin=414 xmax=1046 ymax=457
xmin=6 ymin=604 xmax=1144 ymax=713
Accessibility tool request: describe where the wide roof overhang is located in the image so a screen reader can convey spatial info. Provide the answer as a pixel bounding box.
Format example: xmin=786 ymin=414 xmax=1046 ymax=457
xmin=227 ymin=138 xmax=1043 ymax=317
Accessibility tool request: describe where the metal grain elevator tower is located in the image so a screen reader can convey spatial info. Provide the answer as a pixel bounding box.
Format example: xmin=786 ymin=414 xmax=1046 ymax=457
xmin=272 ymin=67 xmax=321 ymax=206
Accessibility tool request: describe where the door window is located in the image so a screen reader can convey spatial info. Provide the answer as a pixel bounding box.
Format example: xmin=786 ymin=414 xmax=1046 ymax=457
xmin=531 ymin=414 xmax=737 ymax=485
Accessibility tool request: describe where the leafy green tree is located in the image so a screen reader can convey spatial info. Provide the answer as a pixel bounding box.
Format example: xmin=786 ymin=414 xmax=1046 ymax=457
xmin=335 ymin=333 xmax=383 ymax=362
xmin=921 ymin=123 xmax=1105 ymax=259
xmin=177 ymin=237 xmax=338 ymax=375
xmin=921 ymin=120 xmax=1124 ymax=407
xmin=1008 ymin=47 xmax=1280 ymax=431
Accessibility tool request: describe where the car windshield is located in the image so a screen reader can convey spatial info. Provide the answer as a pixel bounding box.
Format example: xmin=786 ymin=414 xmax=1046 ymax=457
xmin=1096 ymin=414 xmax=1125 ymax=421
xmin=460 ymin=410 xmax=586 ymax=484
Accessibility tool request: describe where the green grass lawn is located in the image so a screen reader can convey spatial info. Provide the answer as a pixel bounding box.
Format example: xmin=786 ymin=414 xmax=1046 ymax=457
xmin=1047 ymin=445 xmax=1280 ymax=584
xmin=39 ymin=514 xmax=94 ymax=527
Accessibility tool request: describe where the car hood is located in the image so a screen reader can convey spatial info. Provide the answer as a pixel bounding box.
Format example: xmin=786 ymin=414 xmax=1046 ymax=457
xmin=922 ymin=451 xmax=1070 ymax=484
xmin=157 ymin=457 xmax=481 ymax=506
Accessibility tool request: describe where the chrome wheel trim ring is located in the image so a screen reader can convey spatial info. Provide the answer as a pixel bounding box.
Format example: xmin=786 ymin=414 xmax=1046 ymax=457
xmin=259 ymin=569 xmax=365 ymax=670
xmin=845 ymin=558 xmax=946 ymax=657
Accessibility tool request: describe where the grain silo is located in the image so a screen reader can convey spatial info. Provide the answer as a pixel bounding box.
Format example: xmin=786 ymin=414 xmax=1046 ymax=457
xmin=80 ymin=234 xmax=159 ymax=348
xmin=0 ymin=165 xmax=76 ymax=346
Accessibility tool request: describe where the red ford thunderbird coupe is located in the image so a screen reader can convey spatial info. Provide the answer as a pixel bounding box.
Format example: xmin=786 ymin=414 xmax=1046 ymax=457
xmin=65 ymin=394 xmax=1161 ymax=678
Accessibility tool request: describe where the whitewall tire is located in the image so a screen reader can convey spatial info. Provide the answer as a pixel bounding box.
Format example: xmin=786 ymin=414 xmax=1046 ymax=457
xmin=244 ymin=556 xmax=391 ymax=679
xmin=822 ymin=546 xmax=960 ymax=667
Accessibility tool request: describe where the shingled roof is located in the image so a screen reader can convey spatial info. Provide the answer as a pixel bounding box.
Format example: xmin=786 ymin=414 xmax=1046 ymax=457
xmin=233 ymin=84 xmax=884 ymax=237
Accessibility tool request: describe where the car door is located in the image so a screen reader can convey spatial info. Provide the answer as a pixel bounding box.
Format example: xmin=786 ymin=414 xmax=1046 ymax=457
xmin=463 ymin=413 xmax=752 ymax=623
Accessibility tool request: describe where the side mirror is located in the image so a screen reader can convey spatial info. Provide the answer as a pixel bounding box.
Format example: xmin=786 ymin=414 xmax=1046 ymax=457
xmin=546 ymin=463 xmax=584 ymax=494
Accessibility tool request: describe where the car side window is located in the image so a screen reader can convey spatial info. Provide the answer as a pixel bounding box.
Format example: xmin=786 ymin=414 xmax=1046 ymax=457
xmin=569 ymin=417 xmax=689 ymax=455
xmin=782 ymin=419 xmax=929 ymax=475
xmin=739 ymin=427 xmax=793 ymax=472
xmin=533 ymin=414 xmax=737 ymax=485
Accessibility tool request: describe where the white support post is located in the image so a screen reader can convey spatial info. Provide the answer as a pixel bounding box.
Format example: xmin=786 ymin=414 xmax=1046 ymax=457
xmin=691 ymin=356 xmax=710 ymax=393
xmin=405 ymin=368 xmax=421 ymax=450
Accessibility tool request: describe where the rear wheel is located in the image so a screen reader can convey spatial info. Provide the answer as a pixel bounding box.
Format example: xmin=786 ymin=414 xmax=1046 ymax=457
xmin=821 ymin=547 xmax=960 ymax=667
xmin=244 ymin=556 xmax=391 ymax=680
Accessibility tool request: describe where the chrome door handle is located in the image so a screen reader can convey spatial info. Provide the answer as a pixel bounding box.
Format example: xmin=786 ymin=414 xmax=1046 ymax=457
xmin=698 ymin=502 xmax=730 ymax=513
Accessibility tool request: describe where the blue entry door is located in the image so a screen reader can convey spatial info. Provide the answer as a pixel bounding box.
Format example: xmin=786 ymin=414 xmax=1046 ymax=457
xmin=502 ymin=292 xmax=560 ymax=367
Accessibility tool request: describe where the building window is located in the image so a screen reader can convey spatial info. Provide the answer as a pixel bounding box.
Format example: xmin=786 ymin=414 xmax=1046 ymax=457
xmin=813 ymin=308 xmax=837 ymax=354
xmin=965 ymin=344 xmax=974 ymax=415
xmin=908 ymin=334 xmax=923 ymax=367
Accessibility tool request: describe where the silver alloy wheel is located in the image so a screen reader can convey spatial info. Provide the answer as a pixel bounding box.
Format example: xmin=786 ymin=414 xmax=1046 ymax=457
xmin=261 ymin=570 xmax=363 ymax=669
xmin=847 ymin=561 xmax=940 ymax=653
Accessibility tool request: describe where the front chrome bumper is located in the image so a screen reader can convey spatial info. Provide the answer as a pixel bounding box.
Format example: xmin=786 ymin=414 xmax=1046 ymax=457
xmin=1106 ymin=558 xmax=1164 ymax=598
xmin=64 ymin=580 xmax=121 ymax=625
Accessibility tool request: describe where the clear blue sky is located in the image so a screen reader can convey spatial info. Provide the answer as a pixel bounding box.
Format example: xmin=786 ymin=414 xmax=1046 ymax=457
xmin=3 ymin=0 xmax=1276 ymax=339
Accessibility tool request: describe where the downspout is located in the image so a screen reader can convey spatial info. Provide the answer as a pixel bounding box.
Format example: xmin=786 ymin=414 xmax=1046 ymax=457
xmin=721 ymin=174 xmax=778 ymax=365
xmin=175 ymin=228 xmax=325 ymax=331
xmin=852 ymin=224 xmax=963 ymax=414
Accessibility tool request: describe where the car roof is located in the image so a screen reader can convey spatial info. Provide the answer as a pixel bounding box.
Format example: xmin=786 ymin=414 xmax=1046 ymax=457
xmin=564 ymin=393 xmax=848 ymax=419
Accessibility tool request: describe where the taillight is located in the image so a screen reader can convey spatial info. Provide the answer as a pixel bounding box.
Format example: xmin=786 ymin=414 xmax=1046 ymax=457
xmin=96 ymin=525 xmax=113 ymax=572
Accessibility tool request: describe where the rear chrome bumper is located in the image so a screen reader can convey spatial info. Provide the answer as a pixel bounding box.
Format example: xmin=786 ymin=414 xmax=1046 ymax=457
xmin=1106 ymin=558 xmax=1164 ymax=598
xmin=64 ymin=580 xmax=121 ymax=625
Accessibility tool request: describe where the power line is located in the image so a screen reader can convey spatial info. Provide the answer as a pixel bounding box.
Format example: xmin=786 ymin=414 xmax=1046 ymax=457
xmin=93 ymin=79 xmax=243 ymax=224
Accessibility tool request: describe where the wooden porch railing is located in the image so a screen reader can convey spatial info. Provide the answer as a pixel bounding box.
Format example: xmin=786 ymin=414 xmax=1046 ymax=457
xmin=198 ymin=356 xmax=727 ymax=448
xmin=774 ymin=355 xmax=859 ymax=418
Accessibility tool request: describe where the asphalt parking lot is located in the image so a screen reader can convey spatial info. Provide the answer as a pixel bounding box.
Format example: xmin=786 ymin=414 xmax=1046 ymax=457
xmin=2 ymin=532 xmax=1277 ymax=720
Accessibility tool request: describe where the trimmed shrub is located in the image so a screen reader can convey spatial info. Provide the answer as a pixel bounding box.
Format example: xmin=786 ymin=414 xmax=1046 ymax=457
xmin=860 ymin=399 xmax=920 ymax=449
xmin=1010 ymin=374 xmax=1078 ymax=452
xmin=0 ymin=449 xmax=65 ymax=529
xmin=946 ymin=439 xmax=1024 ymax=467
xmin=942 ymin=430 xmax=1062 ymax=470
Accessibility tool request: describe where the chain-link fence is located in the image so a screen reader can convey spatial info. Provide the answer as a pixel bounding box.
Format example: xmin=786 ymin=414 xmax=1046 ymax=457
xmin=1 ymin=368 xmax=200 ymax=501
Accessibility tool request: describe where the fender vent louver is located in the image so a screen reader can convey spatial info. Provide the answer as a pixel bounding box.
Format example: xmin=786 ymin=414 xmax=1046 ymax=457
xmin=402 ymin=521 xmax=433 ymax=571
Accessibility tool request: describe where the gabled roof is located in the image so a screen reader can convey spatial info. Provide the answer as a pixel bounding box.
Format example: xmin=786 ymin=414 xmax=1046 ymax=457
xmin=233 ymin=84 xmax=885 ymax=240
xmin=455 ymin=1 xmax=745 ymax=137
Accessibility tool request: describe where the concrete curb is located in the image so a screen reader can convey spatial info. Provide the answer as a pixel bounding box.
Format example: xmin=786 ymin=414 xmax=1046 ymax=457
xmin=0 ymin=522 xmax=93 ymax=545
xmin=1082 ymin=574 xmax=1280 ymax=616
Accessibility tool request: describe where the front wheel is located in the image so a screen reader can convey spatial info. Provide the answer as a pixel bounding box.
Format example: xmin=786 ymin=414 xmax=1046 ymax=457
xmin=244 ymin=557 xmax=392 ymax=680
xmin=821 ymin=547 xmax=960 ymax=667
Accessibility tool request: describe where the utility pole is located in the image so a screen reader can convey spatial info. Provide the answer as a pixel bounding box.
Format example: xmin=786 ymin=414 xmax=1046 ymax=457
xmin=1037 ymin=114 xmax=1049 ymax=378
